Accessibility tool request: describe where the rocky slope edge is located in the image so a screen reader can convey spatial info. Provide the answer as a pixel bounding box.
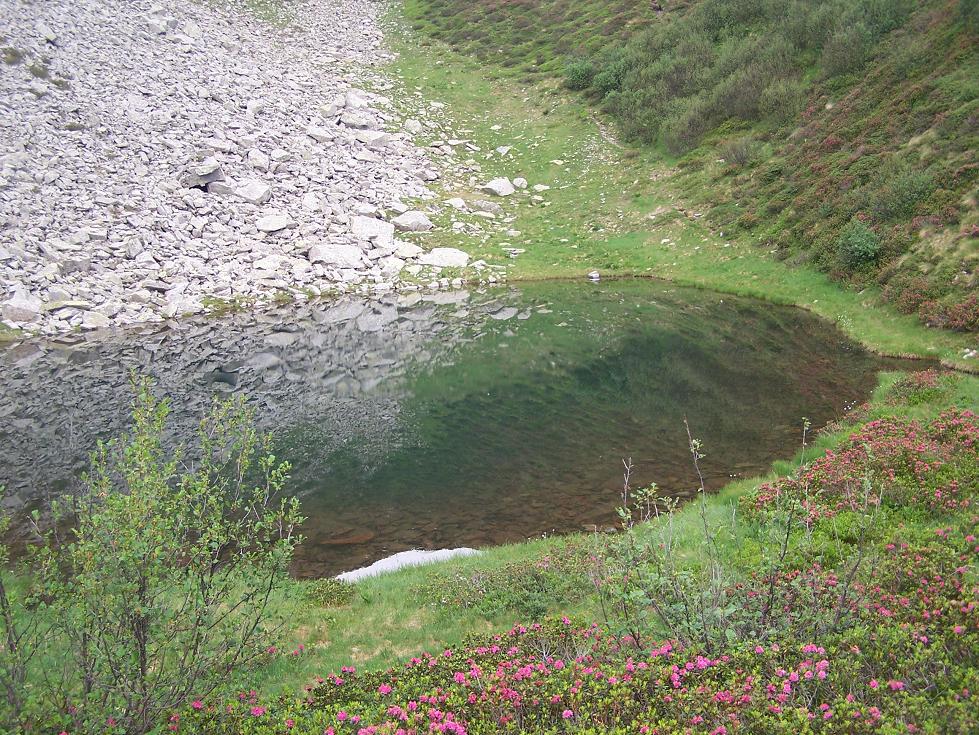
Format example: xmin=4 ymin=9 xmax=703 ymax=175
xmin=0 ymin=0 xmax=475 ymax=336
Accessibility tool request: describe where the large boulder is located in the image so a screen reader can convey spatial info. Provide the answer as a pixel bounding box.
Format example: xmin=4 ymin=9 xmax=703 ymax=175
xmin=255 ymin=213 xmax=296 ymax=233
xmin=1 ymin=289 xmax=42 ymax=323
xmin=392 ymin=211 xmax=434 ymax=232
xmin=350 ymin=215 xmax=395 ymax=249
xmin=480 ymin=177 xmax=515 ymax=197
xmin=418 ymin=248 xmax=469 ymax=268
xmin=235 ymin=180 xmax=272 ymax=205
xmin=308 ymin=243 xmax=364 ymax=268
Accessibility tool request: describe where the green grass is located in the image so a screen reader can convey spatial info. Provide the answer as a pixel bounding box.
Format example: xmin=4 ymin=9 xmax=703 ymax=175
xmin=381 ymin=27 xmax=977 ymax=370
xmin=238 ymin=368 xmax=978 ymax=696
xmin=399 ymin=0 xmax=978 ymax=351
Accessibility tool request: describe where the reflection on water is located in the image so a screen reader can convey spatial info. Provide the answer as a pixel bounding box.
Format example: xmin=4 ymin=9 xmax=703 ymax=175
xmin=0 ymin=280 xmax=910 ymax=576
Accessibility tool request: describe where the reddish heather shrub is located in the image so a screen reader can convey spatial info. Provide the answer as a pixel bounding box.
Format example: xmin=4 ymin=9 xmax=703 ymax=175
xmin=745 ymin=410 xmax=978 ymax=524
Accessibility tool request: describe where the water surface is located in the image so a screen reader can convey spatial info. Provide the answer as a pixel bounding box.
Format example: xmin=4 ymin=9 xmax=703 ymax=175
xmin=0 ymin=281 xmax=909 ymax=575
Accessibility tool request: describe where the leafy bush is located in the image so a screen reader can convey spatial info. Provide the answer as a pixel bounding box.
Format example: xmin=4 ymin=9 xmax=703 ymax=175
xmin=563 ymin=59 xmax=595 ymax=90
xmin=758 ymin=77 xmax=808 ymax=124
xmin=0 ymin=379 xmax=302 ymax=734
xmin=836 ymin=219 xmax=882 ymax=268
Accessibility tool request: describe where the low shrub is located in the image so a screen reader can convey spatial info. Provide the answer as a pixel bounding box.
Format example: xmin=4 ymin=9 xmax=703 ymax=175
xmin=835 ymin=219 xmax=882 ymax=268
xmin=419 ymin=542 xmax=594 ymax=620
xmin=563 ymin=59 xmax=595 ymax=91
xmin=744 ymin=409 xmax=978 ymax=524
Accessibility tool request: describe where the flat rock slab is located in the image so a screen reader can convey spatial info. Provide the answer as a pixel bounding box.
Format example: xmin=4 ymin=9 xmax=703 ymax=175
xmin=392 ymin=210 xmax=434 ymax=232
xmin=419 ymin=247 xmax=469 ymax=268
xmin=256 ymin=213 xmax=296 ymax=233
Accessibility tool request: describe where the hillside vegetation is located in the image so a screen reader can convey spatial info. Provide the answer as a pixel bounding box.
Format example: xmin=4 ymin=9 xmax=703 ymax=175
xmin=175 ymin=370 xmax=979 ymax=734
xmin=404 ymin=0 xmax=979 ymax=332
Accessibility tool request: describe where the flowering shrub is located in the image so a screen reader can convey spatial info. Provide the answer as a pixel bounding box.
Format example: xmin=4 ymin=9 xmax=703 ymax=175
xmin=178 ymin=552 xmax=978 ymax=734
xmin=884 ymin=369 xmax=948 ymax=406
xmin=745 ymin=410 xmax=978 ymax=524
xmin=168 ymin=397 xmax=979 ymax=734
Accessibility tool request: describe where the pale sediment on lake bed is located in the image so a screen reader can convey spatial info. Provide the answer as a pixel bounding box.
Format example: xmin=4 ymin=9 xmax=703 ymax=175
xmin=336 ymin=548 xmax=480 ymax=582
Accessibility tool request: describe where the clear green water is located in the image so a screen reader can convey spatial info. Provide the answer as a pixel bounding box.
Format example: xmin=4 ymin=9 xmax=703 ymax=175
xmin=0 ymin=280 xmax=913 ymax=576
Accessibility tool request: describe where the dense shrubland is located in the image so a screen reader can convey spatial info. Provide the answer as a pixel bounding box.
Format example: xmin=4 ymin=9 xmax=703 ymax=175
xmin=403 ymin=0 xmax=979 ymax=330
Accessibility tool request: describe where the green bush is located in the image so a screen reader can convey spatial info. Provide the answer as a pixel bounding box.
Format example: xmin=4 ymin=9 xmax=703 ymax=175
xmin=759 ymin=77 xmax=808 ymax=124
xmin=0 ymin=379 xmax=302 ymax=734
xmin=960 ymin=0 xmax=979 ymax=32
xmin=821 ymin=22 xmax=871 ymax=77
xmin=836 ymin=219 xmax=882 ymax=268
xmin=564 ymin=58 xmax=596 ymax=90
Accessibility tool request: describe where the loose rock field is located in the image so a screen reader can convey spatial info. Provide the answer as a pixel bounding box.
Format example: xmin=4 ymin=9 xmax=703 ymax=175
xmin=0 ymin=0 xmax=483 ymax=335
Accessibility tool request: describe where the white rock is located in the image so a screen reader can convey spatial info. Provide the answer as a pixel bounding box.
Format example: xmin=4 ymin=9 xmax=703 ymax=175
xmin=350 ymin=215 xmax=395 ymax=248
xmin=480 ymin=177 xmax=515 ymax=196
xmin=247 ymin=149 xmax=271 ymax=171
xmin=236 ymin=180 xmax=272 ymax=205
xmin=180 ymin=157 xmax=224 ymax=188
xmin=392 ymin=211 xmax=434 ymax=232
xmin=513 ymin=177 xmax=528 ymax=189
xmin=418 ymin=248 xmax=469 ymax=268
xmin=308 ymin=243 xmax=364 ymax=268
xmin=1 ymin=289 xmax=42 ymax=323
xmin=80 ymin=310 xmax=110 ymax=329
xmin=395 ymin=241 xmax=424 ymax=259
xmin=445 ymin=197 xmax=467 ymax=211
xmin=255 ymin=213 xmax=295 ymax=233
xmin=340 ymin=110 xmax=372 ymax=129
xmin=306 ymin=125 xmax=334 ymax=143
xmin=301 ymin=192 xmax=320 ymax=211
xmin=355 ymin=130 xmax=390 ymax=147
xmin=403 ymin=119 xmax=423 ymax=134
xmin=345 ymin=88 xmax=370 ymax=109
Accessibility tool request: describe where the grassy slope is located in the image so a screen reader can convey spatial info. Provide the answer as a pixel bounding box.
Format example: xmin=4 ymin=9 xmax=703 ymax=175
xmin=246 ymin=370 xmax=978 ymax=696
xmin=401 ymin=0 xmax=979 ymax=339
xmin=380 ymin=25 xmax=976 ymax=369
xmin=203 ymin=0 xmax=979 ymax=701
xmin=401 ymin=0 xmax=662 ymax=77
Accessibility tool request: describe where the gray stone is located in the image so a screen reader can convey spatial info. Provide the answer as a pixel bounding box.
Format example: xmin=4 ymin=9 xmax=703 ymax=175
xmin=236 ymin=180 xmax=272 ymax=205
xmin=255 ymin=213 xmax=296 ymax=233
xmin=308 ymin=243 xmax=364 ymax=268
xmin=1 ymin=290 xmax=42 ymax=323
xmin=350 ymin=215 xmax=395 ymax=248
xmin=306 ymin=125 xmax=335 ymax=143
xmin=418 ymin=248 xmax=469 ymax=268
xmin=340 ymin=110 xmax=372 ymax=129
xmin=180 ymin=157 xmax=224 ymax=188
xmin=80 ymin=310 xmax=110 ymax=329
xmin=392 ymin=211 xmax=434 ymax=232
xmin=480 ymin=177 xmax=515 ymax=196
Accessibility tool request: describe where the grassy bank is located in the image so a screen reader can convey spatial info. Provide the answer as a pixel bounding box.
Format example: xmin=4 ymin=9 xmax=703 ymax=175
xmin=222 ymin=369 xmax=978 ymax=697
xmin=402 ymin=0 xmax=979 ymax=338
xmin=174 ymin=367 xmax=979 ymax=733
xmin=380 ymin=23 xmax=977 ymax=371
